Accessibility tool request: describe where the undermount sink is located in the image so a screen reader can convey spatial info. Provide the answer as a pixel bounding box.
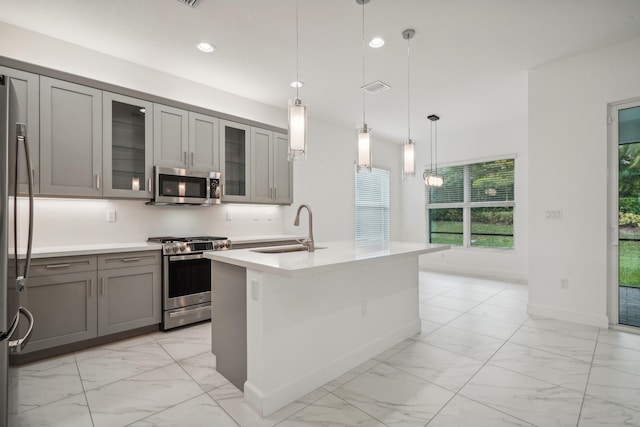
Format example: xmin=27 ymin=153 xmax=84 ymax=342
xmin=251 ymin=245 xmax=326 ymax=254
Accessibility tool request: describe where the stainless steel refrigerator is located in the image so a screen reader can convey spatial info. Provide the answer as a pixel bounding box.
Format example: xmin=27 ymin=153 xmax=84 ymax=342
xmin=0 ymin=74 xmax=35 ymax=427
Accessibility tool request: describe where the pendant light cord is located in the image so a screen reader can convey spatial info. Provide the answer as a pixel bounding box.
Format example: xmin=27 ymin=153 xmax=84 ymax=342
xmin=361 ymin=0 xmax=366 ymax=125
xmin=295 ymin=0 xmax=300 ymax=100
xmin=429 ymin=120 xmax=434 ymax=172
xmin=434 ymin=120 xmax=438 ymax=173
xmin=406 ymin=35 xmax=411 ymax=141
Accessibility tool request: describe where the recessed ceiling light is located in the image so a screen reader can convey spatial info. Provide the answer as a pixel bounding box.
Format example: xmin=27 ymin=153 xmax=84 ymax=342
xmin=196 ymin=42 xmax=215 ymax=53
xmin=290 ymin=81 xmax=304 ymax=88
xmin=369 ymin=37 xmax=385 ymax=48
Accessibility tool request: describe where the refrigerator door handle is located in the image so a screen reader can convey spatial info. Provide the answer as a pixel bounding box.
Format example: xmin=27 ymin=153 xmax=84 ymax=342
xmin=0 ymin=309 xmax=19 ymax=342
xmin=8 ymin=306 xmax=34 ymax=354
xmin=14 ymin=123 xmax=33 ymax=292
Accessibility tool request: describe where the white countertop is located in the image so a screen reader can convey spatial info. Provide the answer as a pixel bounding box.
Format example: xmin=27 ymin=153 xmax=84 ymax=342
xmin=227 ymin=235 xmax=303 ymax=245
xmin=14 ymin=242 xmax=163 ymax=259
xmin=206 ymin=240 xmax=449 ymax=277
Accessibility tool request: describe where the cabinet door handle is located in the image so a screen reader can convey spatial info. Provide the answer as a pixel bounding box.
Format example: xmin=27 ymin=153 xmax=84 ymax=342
xmin=100 ymin=278 xmax=106 ymax=295
xmin=45 ymin=263 xmax=70 ymax=269
xmin=121 ymin=257 xmax=141 ymax=262
xmin=96 ymin=174 xmax=101 ymax=190
xmin=183 ymin=151 xmax=188 ymax=166
xmin=89 ymin=279 xmax=95 ymax=297
xmin=191 ymin=152 xmax=194 ymax=167
xmin=148 ymin=178 xmax=152 ymax=193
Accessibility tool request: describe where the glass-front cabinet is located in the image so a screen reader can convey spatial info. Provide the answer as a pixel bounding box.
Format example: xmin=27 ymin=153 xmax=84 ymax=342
xmin=220 ymin=119 xmax=251 ymax=202
xmin=103 ymin=92 xmax=153 ymax=198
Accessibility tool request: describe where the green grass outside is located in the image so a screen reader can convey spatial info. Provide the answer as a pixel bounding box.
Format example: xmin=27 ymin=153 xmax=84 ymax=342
xmin=430 ymin=221 xmax=514 ymax=249
xmin=619 ymin=234 xmax=640 ymax=287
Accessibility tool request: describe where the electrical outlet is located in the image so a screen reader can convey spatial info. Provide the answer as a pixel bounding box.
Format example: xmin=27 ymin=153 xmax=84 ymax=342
xmin=226 ymin=211 xmax=232 ymax=221
xmin=545 ymin=210 xmax=563 ymax=220
xmin=251 ymin=279 xmax=259 ymax=301
xmin=560 ymin=278 xmax=569 ymax=289
xmin=361 ymin=301 xmax=367 ymax=317
xmin=106 ymin=209 xmax=116 ymax=223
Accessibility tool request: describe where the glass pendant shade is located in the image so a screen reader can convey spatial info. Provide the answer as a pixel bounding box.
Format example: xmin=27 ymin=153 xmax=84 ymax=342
xmin=402 ymin=139 xmax=415 ymax=178
xmin=288 ymin=98 xmax=307 ymax=161
xmin=423 ymin=171 xmax=444 ymax=187
xmin=357 ymin=125 xmax=372 ymax=172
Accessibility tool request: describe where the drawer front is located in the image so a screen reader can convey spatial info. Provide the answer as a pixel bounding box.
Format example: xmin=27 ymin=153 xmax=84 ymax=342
xmin=26 ymin=255 xmax=97 ymax=277
xmin=98 ymin=250 xmax=161 ymax=270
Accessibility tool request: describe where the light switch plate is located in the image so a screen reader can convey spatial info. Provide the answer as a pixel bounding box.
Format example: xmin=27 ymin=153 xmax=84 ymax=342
xmin=106 ymin=209 xmax=116 ymax=223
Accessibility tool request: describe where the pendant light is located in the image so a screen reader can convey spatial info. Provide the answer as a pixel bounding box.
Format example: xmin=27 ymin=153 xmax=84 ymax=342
xmin=288 ymin=0 xmax=307 ymax=161
xmin=356 ymin=0 xmax=372 ymax=172
xmin=402 ymin=29 xmax=416 ymax=179
xmin=423 ymin=114 xmax=444 ymax=187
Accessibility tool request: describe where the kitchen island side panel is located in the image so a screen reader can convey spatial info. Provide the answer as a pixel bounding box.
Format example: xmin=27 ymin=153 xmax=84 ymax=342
xmin=211 ymin=261 xmax=247 ymax=391
xmin=244 ymin=255 xmax=420 ymax=416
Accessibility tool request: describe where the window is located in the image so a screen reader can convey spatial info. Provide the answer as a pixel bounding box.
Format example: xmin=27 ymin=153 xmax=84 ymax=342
xmin=355 ymin=167 xmax=390 ymax=241
xmin=427 ymin=158 xmax=515 ymax=248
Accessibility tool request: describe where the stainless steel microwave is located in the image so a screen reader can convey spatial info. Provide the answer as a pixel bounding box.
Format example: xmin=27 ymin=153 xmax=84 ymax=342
xmin=149 ymin=166 xmax=221 ymax=206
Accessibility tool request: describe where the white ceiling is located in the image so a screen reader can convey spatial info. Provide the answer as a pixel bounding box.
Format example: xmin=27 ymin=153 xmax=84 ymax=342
xmin=2 ymin=0 xmax=640 ymax=145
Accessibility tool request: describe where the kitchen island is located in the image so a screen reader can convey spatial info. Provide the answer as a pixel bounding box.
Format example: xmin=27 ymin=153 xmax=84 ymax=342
xmin=205 ymin=240 xmax=448 ymax=417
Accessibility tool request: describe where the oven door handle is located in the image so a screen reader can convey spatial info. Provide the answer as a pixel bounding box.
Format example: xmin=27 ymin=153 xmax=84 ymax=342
xmin=168 ymin=253 xmax=205 ymax=262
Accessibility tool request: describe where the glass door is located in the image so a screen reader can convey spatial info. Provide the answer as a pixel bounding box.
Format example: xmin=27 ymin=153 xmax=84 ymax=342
xmin=220 ymin=120 xmax=251 ymax=202
xmin=103 ymin=92 xmax=153 ymax=198
xmin=617 ymin=103 xmax=640 ymax=327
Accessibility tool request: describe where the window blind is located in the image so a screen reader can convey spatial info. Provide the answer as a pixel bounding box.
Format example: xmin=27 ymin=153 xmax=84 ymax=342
xmin=355 ymin=168 xmax=390 ymax=241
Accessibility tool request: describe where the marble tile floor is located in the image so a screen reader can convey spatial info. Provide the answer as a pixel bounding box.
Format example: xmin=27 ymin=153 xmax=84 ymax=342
xmin=9 ymin=271 xmax=640 ymax=426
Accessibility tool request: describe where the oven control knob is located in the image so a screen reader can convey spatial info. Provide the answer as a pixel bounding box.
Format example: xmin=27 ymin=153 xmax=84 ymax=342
xmin=213 ymin=242 xmax=219 ymax=250
xmin=224 ymin=241 xmax=231 ymax=249
xmin=180 ymin=243 xmax=188 ymax=252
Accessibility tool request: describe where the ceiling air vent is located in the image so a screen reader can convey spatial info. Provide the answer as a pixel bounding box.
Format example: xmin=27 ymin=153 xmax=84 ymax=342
xmin=361 ymin=80 xmax=390 ymax=94
xmin=176 ymin=0 xmax=199 ymax=7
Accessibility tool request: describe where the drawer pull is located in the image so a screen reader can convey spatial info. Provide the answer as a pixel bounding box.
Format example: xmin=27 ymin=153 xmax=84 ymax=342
xmin=121 ymin=257 xmax=141 ymax=262
xmin=45 ymin=263 xmax=70 ymax=269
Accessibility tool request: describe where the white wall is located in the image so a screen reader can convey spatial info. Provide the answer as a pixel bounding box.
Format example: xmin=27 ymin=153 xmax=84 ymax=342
xmin=528 ymin=36 xmax=640 ymax=328
xmin=2 ymin=22 xmax=400 ymax=247
xmin=400 ymin=74 xmax=530 ymax=282
xmin=282 ymin=119 xmax=402 ymax=242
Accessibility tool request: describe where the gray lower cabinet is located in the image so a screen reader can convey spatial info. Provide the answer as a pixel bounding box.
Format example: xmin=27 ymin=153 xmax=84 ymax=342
xmin=18 ymin=255 xmax=98 ymax=353
xmin=16 ymin=251 xmax=161 ymax=354
xmin=40 ymin=76 xmax=102 ymax=197
xmin=97 ymin=251 xmax=161 ymax=336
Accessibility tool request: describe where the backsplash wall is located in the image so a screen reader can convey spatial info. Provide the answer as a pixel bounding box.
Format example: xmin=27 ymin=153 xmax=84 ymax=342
xmin=17 ymin=198 xmax=285 ymax=247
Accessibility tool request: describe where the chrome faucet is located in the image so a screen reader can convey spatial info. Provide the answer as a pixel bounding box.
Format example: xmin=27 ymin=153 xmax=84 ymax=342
xmin=294 ymin=204 xmax=315 ymax=252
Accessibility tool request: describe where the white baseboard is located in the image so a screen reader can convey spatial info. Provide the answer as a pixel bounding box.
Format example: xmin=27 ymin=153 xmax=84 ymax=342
xmin=244 ymin=319 xmax=421 ymax=417
xmin=527 ymin=303 xmax=609 ymax=328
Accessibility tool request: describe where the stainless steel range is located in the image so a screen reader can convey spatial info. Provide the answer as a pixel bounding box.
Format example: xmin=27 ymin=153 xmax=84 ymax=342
xmin=148 ymin=236 xmax=231 ymax=330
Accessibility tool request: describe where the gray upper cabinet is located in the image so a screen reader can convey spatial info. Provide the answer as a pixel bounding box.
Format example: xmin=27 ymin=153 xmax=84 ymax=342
xmin=189 ymin=112 xmax=220 ymax=172
xmin=103 ymin=92 xmax=153 ymax=198
xmin=251 ymin=129 xmax=292 ymax=204
xmin=0 ymin=66 xmax=40 ymax=195
xmin=273 ymin=132 xmax=292 ymax=204
xmin=220 ymin=120 xmax=251 ymax=202
xmin=40 ymin=77 xmax=102 ymax=197
xmin=153 ymin=106 xmax=220 ymax=172
xmin=153 ymin=103 xmax=189 ymax=169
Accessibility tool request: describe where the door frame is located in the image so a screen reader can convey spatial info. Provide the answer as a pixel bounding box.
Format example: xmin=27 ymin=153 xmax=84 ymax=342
xmin=608 ymin=97 xmax=640 ymax=328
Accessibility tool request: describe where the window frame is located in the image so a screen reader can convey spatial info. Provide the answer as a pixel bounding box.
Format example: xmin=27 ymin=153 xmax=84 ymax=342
xmin=426 ymin=157 xmax=516 ymax=249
